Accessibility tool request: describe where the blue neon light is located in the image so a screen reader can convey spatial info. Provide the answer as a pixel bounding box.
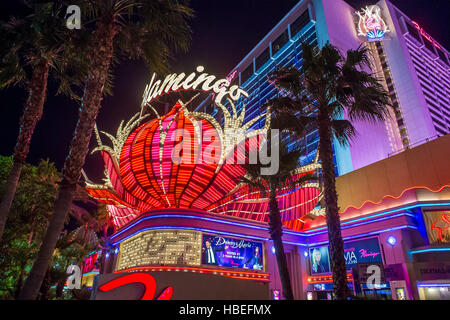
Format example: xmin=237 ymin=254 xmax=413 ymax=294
xmin=109 ymin=203 xmax=449 ymax=246
xmin=112 ymin=226 xmax=272 ymax=246
xmin=417 ymin=283 xmax=450 ymax=287
xmin=304 ymin=202 xmax=450 ymax=233
xmin=387 ymin=235 xmax=397 ymax=246
xmin=409 ymin=248 xmax=450 ymax=255
xmin=110 ymin=213 xmax=272 ymax=241
xmin=111 ymin=224 xmax=418 ymax=250
xmin=367 ymin=29 xmax=385 ymax=40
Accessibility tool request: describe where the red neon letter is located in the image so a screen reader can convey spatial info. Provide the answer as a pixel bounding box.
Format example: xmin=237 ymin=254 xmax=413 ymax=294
xmin=99 ymin=273 xmax=173 ymax=300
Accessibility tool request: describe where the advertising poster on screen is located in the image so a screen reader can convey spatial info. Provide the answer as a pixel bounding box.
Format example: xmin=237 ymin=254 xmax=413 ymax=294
xmin=310 ymin=237 xmax=383 ymax=274
xmin=201 ymin=234 xmax=264 ymax=270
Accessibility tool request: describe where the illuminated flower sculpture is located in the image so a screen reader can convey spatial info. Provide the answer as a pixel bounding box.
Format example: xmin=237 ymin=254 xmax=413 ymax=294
xmin=85 ymin=95 xmax=323 ymax=229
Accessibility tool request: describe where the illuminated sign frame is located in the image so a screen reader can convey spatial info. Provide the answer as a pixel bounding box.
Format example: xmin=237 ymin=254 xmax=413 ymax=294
xmin=309 ymin=236 xmax=384 ymax=275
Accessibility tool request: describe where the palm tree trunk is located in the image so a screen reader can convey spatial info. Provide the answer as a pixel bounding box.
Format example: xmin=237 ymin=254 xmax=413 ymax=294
xmin=38 ymin=267 xmax=51 ymax=300
xmin=14 ymin=268 xmax=26 ymax=299
xmin=318 ymin=111 xmax=350 ymax=300
xmin=18 ymin=20 xmax=117 ymax=300
xmin=268 ymin=187 xmax=294 ymax=300
xmin=0 ymin=60 xmax=49 ymax=242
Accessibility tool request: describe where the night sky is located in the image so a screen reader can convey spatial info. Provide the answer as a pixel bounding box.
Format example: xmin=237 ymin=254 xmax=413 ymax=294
xmin=0 ymin=0 xmax=449 ymax=182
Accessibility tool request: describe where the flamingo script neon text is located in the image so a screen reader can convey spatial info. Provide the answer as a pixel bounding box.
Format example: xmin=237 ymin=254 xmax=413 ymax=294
xmin=142 ymin=66 xmax=249 ymax=107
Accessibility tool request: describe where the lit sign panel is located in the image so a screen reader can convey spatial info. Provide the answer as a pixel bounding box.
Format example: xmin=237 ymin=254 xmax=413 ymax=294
xmin=201 ymin=234 xmax=264 ymax=270
xmin=356 ymin=5 xmax=390 ymax=41
xmin=116 ymin=229 xmax=202 ymax=270
xmin=310 ymin=237 xmax=383 ymax=274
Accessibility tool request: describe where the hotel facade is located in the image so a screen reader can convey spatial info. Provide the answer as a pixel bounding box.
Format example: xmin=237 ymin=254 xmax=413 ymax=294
xmin=84 ymin=0 xmax=450 ymax=300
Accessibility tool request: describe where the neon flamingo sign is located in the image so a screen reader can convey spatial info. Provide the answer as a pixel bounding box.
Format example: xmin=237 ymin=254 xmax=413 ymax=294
xmin=356 ymin=5 xmax=390 ymax=41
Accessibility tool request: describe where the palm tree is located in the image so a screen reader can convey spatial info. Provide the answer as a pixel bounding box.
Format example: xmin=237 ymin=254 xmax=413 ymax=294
xmin=0 ymin=2 xmax=86 ymax=241
xmin=242 ymin=135 xmax=315 ymax=300
xmin=266 ymin=42 xmax=391 ymax=300
xmin=18 ymin=0 xmax=193 ymax=300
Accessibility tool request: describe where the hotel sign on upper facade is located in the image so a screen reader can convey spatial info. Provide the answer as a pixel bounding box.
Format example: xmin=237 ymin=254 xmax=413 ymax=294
xmin=355 ymin=5 xmax=390 ymax=41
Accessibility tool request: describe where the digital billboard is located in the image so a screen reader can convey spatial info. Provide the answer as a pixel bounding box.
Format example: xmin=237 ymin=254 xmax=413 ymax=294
xmin=310 ymin=237 xmax=383 ymax=274
xmin=201 ymin=234 xmax=264 ymax=270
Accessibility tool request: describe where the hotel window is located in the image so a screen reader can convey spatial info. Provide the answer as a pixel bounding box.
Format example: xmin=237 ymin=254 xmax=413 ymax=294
xmin=255 ymin=47 xmax=271 ymax=72
xmin=434 ymin=86 xmax=447 ymax=98
xmin=442 ymin=103 xmax=450 ymax=114
xmin=435 ymin=126 xmax=448 ymax=136
xmin=272 ymin=29 xmax=289 ymax=56
xmin=241 ymin=63 xmax=254 ymax=85
xmin=431 ymin=116 xmax=447 ymax=130
xmin=429 ymin=108 xmax=442 ymax=119
xmin=290 ymin=9 xmax=310 ymax=38
xmin=423 ymin=91 xmax=436 ymax=103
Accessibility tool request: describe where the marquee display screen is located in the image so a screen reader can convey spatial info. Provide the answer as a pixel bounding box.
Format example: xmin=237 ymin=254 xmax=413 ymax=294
xmin=117 ymin=229 xmax=202 ymax=270
xmin=310 ymin=237 xmax=383 ymax=274
xmin=201 ymin=234 xmax=264 ymax=271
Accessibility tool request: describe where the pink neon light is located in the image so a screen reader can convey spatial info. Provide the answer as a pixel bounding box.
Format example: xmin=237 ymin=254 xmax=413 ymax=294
xmin=411 ymin=21 xmax=442 ymax=50
xmin=359 ymin=249 xmax=381 ymax=259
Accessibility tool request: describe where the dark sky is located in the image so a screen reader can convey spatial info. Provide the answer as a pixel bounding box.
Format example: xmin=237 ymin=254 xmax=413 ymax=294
xmin=0 ymin=0 xmax=449 ymax=182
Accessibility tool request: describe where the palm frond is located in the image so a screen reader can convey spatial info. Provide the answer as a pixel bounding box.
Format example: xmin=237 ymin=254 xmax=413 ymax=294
xmin=331 ymin=119 xmax=356 ymax=146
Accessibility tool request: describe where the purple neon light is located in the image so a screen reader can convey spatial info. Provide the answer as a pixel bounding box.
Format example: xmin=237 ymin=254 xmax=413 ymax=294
xmin=112 ymin=226 xmax=272 ymax=246
xmin=305 ymin=212 xmax=416 ymax=236
xmin=308 ymin=225 xmax=418 ymax=247
xmin=111 ymin=224 xmax=418 ymax=250
xmin=417 ymin=283 xmax=450 ymax=287
xmin=110 ymin=213 xmax=271 ymax=241
xmin=109 ymin=203 xmax=448 ymax=247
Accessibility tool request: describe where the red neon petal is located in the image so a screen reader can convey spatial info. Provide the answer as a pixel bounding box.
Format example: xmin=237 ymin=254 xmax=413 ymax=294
xmin=99 ymin=273 xmax=157 ymax=300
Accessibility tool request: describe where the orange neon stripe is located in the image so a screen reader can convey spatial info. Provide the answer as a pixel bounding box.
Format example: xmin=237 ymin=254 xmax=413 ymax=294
xmin=341 ymin=184 xmax=450 ymax=214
